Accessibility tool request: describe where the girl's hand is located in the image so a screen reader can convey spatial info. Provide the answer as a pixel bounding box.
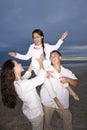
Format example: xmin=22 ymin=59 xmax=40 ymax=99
xmin=61 ymin=32 xmax=68 ymax=41
xmin=8 ymin=52 xmax=16 ymax=57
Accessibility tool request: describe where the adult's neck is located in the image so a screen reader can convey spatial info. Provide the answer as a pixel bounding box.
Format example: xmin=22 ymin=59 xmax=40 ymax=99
xmin=53 ymin=63 xmax=61 ymax=73
xmin=15 ymin=73 xmax=21 ymax=81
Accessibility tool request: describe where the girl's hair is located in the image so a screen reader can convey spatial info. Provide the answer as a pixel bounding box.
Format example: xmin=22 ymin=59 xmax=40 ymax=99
xmin=1 ymin=60 xmax=17 ymax=108
xmin=32 ymin=29 xmax=46 ymax=57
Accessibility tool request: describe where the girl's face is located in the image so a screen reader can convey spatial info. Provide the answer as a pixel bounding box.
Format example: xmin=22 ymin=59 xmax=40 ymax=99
xmin=13 ymin=60 xmax=24 ymax=74
xmin=32 ymin=33 xmax=43 ymax=46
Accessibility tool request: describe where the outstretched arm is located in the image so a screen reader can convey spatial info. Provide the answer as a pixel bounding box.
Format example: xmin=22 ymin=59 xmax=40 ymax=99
xmin=8 ymin=45 xmax=32 ymax=60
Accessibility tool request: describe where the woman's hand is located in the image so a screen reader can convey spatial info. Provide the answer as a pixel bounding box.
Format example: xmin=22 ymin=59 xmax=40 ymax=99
xmin=36 ymin=54 xmax=45 ymax=69
xmin=27 ymin=62 xmax=32 ymax=73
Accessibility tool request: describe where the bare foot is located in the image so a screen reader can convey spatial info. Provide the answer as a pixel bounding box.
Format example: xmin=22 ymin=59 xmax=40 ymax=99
xmin=73 ymin=93 xmax=80 ymax=101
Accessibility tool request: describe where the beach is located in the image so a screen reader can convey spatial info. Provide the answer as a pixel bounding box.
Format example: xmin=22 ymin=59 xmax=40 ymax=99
xmin=0 ymin=64 xmax=87 ymax=130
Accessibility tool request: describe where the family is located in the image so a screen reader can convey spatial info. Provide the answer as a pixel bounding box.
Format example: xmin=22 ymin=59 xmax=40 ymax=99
xmin=1 ymin=29 xmax=79 ymax=130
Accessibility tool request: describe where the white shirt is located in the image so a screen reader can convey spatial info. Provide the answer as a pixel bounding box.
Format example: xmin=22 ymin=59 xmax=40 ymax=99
xmin=40 ymin=65 xmax=78 ymax=109
xmin=14 ymin=69 xmax=46 ymax=119
xmin=15 ymin=39 xmax=63 ymax=75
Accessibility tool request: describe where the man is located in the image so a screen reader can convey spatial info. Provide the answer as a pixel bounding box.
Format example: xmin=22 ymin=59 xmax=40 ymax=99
xmin=40 ymin=50 xmax=79 ymax=130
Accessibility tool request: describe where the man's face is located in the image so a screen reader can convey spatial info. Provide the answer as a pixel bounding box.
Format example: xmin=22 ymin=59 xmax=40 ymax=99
xmin=50 ymin=52 xmax=61 ymax=65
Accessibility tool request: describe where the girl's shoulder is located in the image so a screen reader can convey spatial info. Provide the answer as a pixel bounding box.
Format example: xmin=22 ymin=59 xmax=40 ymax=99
xmin=44 ymin=43 xmax=50 ymax=48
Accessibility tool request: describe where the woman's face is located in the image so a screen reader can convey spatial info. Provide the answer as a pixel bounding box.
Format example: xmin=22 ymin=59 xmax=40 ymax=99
xmin=32 ymin=33 xmax=43 ymax=46
xmin=13 ymin=60 xmax=24 ymax=73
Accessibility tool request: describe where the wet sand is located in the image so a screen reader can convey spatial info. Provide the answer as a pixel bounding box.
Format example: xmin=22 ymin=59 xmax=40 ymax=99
xmin=0 ymin=65 xmax=87 ymax=130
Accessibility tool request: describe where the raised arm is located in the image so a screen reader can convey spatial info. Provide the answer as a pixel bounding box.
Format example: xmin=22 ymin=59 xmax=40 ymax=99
xmin=49 ymin=32 xmax=68 ymax=52
xmin=22 ymin=63 xmax=32 ymax=79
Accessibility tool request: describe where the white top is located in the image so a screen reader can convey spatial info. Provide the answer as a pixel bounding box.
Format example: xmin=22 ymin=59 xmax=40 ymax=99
xmin=14 ymin=69 xmax=46 ymax=120
xmin=40 ymin=65 xmax=78 ymax=109
xmin=15 ymin=39 xmax=63 ymax=75
xmin=46 ymin=65 xmax=69 ymax=88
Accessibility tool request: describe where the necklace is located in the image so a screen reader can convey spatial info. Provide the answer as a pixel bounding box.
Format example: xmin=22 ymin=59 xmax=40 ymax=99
xmin=34 ymin=44 xmax=42 ymax=49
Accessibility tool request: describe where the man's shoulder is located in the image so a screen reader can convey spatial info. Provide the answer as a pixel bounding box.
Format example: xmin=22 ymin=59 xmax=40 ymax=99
xmin=61 ymin=65 xmax=72 ymax=73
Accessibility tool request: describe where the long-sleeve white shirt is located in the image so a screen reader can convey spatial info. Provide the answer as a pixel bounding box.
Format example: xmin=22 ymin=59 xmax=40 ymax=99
xmin=15 ymin=39 xmax=63 ymax=75
xmin=40 ymin=66 xmax=78 ymax=109
xmin=14 ymin=69 xmax=46 ymax=120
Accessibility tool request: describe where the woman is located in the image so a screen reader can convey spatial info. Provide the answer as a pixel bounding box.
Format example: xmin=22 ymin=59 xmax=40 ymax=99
xmin=1 ymin=56 xmax=47 ymax=130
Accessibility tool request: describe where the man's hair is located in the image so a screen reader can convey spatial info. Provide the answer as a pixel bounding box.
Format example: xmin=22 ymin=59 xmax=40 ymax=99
xmin=50 ymin=50 xmax=62 ymax=57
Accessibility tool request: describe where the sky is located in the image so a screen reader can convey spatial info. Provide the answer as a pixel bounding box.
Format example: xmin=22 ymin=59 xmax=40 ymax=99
xmin=0 ymin=0 xmax=87 ymax=66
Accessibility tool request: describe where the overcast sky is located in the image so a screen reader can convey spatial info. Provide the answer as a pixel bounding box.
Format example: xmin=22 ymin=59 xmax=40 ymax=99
xmin=0 ymin=0 xmax=87 ymax=66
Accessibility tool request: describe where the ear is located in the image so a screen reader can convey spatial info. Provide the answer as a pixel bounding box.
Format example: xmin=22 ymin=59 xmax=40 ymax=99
xmin=60 ymin=56 xmax=62 ymax=60
xmin=41 ymin=36 xmax=44 ymax=39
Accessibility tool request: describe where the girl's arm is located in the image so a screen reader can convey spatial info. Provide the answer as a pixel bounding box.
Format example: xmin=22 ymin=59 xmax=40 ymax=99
xmin=8 ymin=45 xmax=32 ymax=60
xmin=48 ymin=32 xmax=68 ymax=52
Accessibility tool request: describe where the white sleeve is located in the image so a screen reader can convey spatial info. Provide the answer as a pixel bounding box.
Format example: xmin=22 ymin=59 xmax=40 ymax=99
xmin=15 ymin=45 xmax=32 ymax=60
xmin=44 ymin=79 xmax=56 ymax=98
xmin=30 ymin=69 xmax=46 ymax=87
xmin=22 ymin=71 xmax=32 ymax=79
xmin=48 ymin=39 xmax=63 ymax=52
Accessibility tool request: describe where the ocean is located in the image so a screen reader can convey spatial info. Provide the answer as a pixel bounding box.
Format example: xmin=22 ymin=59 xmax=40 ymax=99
xmin=0 ymin=60 xmax=87 ymax=76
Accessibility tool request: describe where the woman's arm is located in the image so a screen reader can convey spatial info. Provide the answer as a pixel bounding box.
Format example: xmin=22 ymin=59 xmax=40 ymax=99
xmin=22 ymin=63 xmax=32 ymax=79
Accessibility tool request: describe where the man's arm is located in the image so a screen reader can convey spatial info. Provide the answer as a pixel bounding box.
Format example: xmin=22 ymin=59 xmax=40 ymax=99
xmin=60 ymin=77 xmax=79 ymax=87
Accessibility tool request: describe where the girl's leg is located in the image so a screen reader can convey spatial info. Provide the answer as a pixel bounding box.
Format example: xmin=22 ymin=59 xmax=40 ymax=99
xmin=66 ymin=86 xmax=80 ymax=100
xmin=44 ymin=79 xmax=64 ymax=110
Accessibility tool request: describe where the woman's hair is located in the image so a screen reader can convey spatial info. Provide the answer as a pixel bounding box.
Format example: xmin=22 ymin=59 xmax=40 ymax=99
xmin=32 ymin=29 xmax=46 ymax=57
xmin=1 ymin=60 xmax=17 ymax=108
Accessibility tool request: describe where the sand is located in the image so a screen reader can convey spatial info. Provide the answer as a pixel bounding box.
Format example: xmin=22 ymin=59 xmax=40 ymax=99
xmin=0 ymin=65 xmax=87 ymax=130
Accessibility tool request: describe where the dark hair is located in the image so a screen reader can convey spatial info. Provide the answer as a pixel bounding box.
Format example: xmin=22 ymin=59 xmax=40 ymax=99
xmin=50 ymin=50 xmax=62 ymax=57
xmin=32 ymin=29 xmax=46 ymax=57
xmin=1 ymin=60 xmax=17 ymax=108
